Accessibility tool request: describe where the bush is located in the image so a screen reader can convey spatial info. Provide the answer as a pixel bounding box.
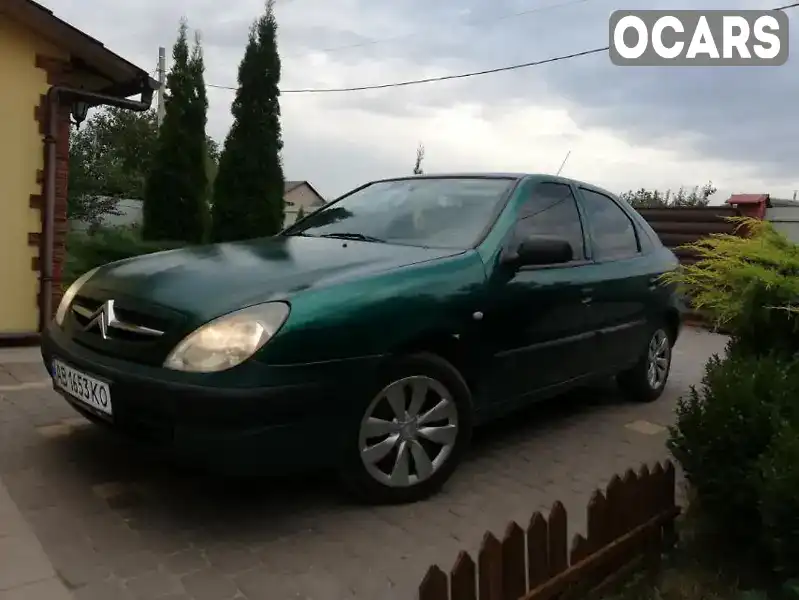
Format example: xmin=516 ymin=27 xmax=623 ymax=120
xmin=64 ymin=226 xmax=182 ymax=285
xmin=668 ymin=350 xmax=799 ymax=560
xmin=666 ymin=216 xmax=799 ymax=579
xmin=661 ymin=217 xmax=799 ymax=358
xmin=757 ymin=424 xmax=799 ymax=578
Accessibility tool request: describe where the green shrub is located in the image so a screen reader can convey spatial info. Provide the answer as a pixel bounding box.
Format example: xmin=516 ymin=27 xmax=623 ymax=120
xmin=664 ymin=214 xmax=799 ymax=578
xmin=757 ymin=423 xmax=799 ymax=578
xmin=661 ymin=217 xmax=799 ymax=359
xmin=668 ymin=349 xmax=799 ymax=554
xmin=64 ymin=226 xmax=182 ymax=285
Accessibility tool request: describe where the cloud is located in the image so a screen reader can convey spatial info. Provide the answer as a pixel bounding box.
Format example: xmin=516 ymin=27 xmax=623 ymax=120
xmin=42 ymin=0 xmax=799 ymax=202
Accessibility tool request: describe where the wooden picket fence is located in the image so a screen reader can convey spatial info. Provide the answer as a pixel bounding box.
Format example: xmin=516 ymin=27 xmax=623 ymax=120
xmin=419 ymin=460 xmax=678 ymax=600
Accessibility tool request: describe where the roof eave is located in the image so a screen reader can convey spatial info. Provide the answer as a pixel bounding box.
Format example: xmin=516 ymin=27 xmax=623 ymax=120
xmin=10 ymin=0 xmax=155 ymax=100
xmin=303 ymin=181 xmax=325 ymax=204
xmin=726 ymin=193 xmax=770 ymax=205
xmin=96 ymin=75 xmax=160 ymax=101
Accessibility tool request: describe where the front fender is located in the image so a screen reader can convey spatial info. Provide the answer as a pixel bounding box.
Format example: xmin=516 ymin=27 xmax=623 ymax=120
xmin=257 ymin=253 xmax=488 ymax=365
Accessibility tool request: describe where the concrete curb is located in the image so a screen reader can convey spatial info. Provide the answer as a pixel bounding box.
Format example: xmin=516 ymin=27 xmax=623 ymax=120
xmin=0 ymin=478 xmax=73 ymax=599
xmin=0 ymin=347 xmax=41 ymax=365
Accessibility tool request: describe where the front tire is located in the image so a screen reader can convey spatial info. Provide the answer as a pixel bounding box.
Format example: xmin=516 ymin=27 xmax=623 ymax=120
xmin=617 ymin=325 xmax=673 ymax=403
xmin=339 ymin=352 xmax=473 ymax=504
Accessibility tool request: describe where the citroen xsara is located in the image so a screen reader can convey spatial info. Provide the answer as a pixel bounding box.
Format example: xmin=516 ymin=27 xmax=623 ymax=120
xmin=42 ymin=174 xmax=682 ymax=504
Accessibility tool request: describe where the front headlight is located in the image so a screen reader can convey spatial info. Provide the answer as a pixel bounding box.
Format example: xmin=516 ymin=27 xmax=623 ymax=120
xmin=163 ymin=302 xmax=290 ymax=373
xmin=54 ymin=267 xmax=100 ymax=327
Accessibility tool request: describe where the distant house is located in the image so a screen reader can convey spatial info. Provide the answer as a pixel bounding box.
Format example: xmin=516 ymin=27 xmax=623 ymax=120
xmin=72 ymin=180 xmax=325 ymax=232
xmin=283 ymin=181 xmax=325 ymax=227
xmin=725 ymin=193 xmax=799 ymax=244
xmin=767 ymin=198 xmax=799 ymax=244
xmin=70 ymin=197 xmax=143 ymax=232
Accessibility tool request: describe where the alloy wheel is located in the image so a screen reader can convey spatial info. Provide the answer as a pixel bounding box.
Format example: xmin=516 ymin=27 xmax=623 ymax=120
xmin=358 ymin=375 xmax=459 ymax=488
xmin=646 ymin=329 xmax=671 ymax=390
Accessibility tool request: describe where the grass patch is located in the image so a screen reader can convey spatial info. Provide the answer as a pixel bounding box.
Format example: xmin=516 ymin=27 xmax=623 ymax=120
xmin=605 ymin=509 xmax=799 ymax=600
xmin=606 ymin=557 xmax=741 ymax=600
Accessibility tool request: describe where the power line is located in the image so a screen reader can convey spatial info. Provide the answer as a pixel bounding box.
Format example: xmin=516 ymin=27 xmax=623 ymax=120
xmin=204 ymin=1 xmax=798 ymax=95
xmin=206 ymin=46 xmax=608 ymax=93
xmin=290 ymin=0 xmax=591 ymax=56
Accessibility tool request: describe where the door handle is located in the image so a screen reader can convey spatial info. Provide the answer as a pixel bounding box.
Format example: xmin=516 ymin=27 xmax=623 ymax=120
xmin=581 ymin=287 xmax=593 ymax=304
xmin=648 ymin=275 xmax=660 ymax=290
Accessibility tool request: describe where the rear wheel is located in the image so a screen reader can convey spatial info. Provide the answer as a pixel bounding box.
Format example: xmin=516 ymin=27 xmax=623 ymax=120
xmin=340 ymin=353 xmax=472 ymax=504
xmin=617 ymin=325 xmax=673 ymax=402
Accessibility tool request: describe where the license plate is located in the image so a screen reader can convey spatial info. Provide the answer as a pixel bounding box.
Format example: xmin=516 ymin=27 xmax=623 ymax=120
xmin=52 ymin=359 xmax=112 ymax=417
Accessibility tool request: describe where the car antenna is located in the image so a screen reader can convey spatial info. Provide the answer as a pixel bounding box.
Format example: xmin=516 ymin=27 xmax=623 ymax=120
xmin=555 ymin=150 xmax=571 ymax=176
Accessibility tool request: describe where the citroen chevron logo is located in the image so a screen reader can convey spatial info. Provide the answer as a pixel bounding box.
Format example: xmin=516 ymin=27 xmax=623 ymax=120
xmin=84 ymin=300 xmax=115 ymax=339
xmin=78 ymin=299 xmax=164 ymax=339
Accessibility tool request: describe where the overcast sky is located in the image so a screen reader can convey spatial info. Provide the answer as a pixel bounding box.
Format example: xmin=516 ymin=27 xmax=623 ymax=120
xmin=44 ymin=0 xmax=798 ymax=203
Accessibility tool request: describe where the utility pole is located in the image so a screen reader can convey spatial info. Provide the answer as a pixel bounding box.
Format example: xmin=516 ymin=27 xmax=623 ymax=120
xmin=156 ymin=46 xmax=166 ymax=127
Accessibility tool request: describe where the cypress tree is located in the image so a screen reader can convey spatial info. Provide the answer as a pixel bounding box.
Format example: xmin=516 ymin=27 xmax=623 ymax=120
xmin=142 ymin=20 xmax=208 ymax=243
xmin=211 ymin=0 xmax=285 ymax=242
xmin=189 ymin=34 xmax=212 ymax=242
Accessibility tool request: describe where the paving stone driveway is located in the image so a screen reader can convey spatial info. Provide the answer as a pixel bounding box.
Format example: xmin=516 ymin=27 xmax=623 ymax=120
xmin=0 ymin=328 xmax=727 ymax=600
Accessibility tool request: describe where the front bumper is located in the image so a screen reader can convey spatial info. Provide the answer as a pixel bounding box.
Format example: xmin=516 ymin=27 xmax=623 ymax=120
xmin=41 ymin=325 xmax=383 ymax=475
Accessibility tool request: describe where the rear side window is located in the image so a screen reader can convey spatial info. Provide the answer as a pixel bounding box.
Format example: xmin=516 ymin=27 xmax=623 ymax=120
xmin=630 ymin=212 xmax=659 ymax=252
xmin=579 ymin=189 xmax=640 ymax=260
xmin=514 ymin=182 xmax=585 ymax=260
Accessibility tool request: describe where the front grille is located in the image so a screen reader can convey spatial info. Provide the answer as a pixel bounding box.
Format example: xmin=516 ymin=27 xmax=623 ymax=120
xmin=66 ymin=293 xmax=189 ymax=366
xmin=72 ymin=296 xmax=172 ymax=341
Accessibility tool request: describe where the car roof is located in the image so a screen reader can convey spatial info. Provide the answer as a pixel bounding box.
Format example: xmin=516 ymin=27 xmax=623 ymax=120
xmin=378 ymin=172 xmax=529 ymax=181
xmin=371 ymin=173 xmax=619 ymax=199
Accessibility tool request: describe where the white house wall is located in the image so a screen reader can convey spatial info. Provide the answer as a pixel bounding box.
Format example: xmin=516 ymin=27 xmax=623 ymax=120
xmin=766 ymin=204 xmax=799 ymax=243
xmin=283 ymin=184 xmax=325 ymax=227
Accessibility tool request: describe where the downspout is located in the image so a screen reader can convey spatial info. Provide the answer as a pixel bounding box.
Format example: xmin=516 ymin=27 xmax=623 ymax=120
xmin=41 ymin=90 xmax=59 ymax=335
xmin=39 ymin=84 xmax=154 ymax=334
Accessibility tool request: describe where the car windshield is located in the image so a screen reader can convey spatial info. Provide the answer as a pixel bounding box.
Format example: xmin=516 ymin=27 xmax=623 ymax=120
xmin=284 ymin=177 xmax=515 ymax=249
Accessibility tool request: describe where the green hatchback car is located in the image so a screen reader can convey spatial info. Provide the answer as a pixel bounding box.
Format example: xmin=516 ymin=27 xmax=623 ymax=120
xmin=42 ymin=173 xmax=682 ymax=503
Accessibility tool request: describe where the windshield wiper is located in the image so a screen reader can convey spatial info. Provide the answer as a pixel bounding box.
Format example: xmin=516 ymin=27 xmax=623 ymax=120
xmin=319 ymin=232 xmax=386 ymax=243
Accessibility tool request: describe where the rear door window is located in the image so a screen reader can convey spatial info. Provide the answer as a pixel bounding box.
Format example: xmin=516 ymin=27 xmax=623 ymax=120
xmin=579 ymin=189 xmax=640 ymax=260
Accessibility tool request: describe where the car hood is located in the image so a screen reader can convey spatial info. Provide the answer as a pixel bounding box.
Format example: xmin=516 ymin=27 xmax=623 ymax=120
xmin=81 ymin=235 xmax=463 ymax=320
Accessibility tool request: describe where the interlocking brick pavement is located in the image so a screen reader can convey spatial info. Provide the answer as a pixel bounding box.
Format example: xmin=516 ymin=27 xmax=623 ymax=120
xmin=0 ymin=469 xmax=72 ymax=599
xmin=0 ymin=328 xmax=727 ymax=600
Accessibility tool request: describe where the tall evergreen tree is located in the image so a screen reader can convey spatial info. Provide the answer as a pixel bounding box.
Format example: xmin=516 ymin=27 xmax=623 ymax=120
xmin=142 ymin=20 xmax=209 ymax=243
xmin=211 ymin=0 xmax=285 ymax=242
xmin=189 ymin=33 xmax=213 ymax=241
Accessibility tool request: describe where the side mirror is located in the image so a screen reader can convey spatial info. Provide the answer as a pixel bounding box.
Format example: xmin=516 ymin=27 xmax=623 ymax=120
xmin=505 ymin=235 xmax=573 ymax=267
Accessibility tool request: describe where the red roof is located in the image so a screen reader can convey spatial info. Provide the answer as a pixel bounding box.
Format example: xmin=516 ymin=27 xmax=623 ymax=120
xmin=726 ymin=193 xmax=769 ymax=205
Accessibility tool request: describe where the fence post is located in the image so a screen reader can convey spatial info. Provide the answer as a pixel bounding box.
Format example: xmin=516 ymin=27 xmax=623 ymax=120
xmin=548 ymin=502 xmax=568 ymax=577
xmin=479 ymin=532 xmax=503 ymax=600
xmin=420 ymin=565 xmax=448 ymax=600
xmin=527 ymin=512 xmax=549 ymax=591
xmin=450 ymin=552 xmax=476 ymax=600
xmin=502 ymin=522 xmax=526 ymax=600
